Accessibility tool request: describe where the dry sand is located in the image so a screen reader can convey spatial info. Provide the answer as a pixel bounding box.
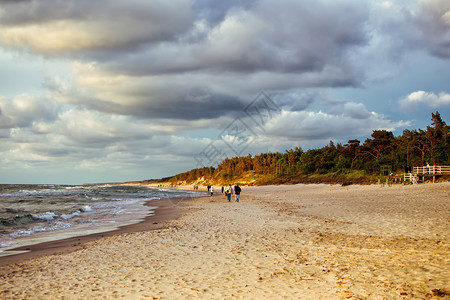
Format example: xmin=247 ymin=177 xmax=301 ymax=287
xmin=0 ymin=183 xmax=449 ymax=299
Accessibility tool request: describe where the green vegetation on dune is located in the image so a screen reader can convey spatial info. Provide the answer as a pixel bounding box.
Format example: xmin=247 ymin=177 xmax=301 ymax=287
xmin=158 ymin=111 xmax=450 ymax=186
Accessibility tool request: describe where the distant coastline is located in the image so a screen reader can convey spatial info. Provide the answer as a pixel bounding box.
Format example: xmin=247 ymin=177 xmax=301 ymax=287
xmin=132 ymin=112 xmax=449 ymax=187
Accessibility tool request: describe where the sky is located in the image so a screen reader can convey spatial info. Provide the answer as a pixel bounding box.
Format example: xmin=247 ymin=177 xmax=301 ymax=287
xmin=0 ymin=0 xmax=449 ymax=184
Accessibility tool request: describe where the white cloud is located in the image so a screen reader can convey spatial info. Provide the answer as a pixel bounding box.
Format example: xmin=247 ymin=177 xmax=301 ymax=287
xmin=0 ymin=94 xmax=59 ymax=129
xmin=264 ymin=107 xmax=409 ymax=141
xmin=399 ymin=90 xmax=450 ymax=111
xmin=343 ymin=102 xmax=372 ymax=119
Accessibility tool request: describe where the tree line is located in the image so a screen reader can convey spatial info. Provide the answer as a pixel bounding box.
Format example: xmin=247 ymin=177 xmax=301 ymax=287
xmin=169 ymin=112 xmax=449 ymax=184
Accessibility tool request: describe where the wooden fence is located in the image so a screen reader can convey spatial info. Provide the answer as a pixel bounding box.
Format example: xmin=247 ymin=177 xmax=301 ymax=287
xmin=401 ymin=165 xmax=450 ymax=184
xmin=413 ymin=165 xmax=450 ymax=175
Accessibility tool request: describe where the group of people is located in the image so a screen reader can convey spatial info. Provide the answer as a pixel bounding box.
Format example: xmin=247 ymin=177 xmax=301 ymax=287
xmin=207 ymin=184 xmax=242 ymax=202
xmin=425 ymin=162 xmax=438 ymax=174
xmin=222 ymin=184 xmax=241 ymax=202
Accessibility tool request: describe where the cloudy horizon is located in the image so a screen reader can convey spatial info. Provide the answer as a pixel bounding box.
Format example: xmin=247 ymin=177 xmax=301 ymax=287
xmin=0 ymin=0 xmax=449 ymax=184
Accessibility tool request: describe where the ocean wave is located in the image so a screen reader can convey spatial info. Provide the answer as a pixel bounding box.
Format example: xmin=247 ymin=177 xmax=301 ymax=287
xmin=60 ymin=211 xmax=81 ymax=220
xmin=60 ymin=206 xmax=92 ymax=220
xmin=9 ymin=222 xmax=72 ymax=239
xmin=0 ymin=214 xmax=34 ymax=226
xmin=0 ymin=188 xmax=87 ymax=198
xmin=0 ymin=212 xmax=57 ymax=227
xmin=0 ymin=184 xmax=204 ymax=250
xmin=1 ymin=206 xmax=93 ymax=227
xmin=32 ymin=212 xmax=58 ymax=221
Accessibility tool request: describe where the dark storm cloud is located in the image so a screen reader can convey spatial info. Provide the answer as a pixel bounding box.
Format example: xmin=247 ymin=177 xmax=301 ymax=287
xmin=130 ymin=88 xmax=244 ymax=120
xmin=104 ymin=0 xmax=370 ymax=78
xmin=47 ymin=75 xmax=246 ymax=120
xmin=1 ymin=0 xmax=370 ymax=77
xmin=271 ymin=92 xmax=321 ymax=112
xmin=0 ymin=0 xmax=372 ymax=129
xmin=88 ymin=89 xmax=244 ymax=120
xmin=2 ymin=0 xmax=444 ymax=125
xmin=369 ymin=0 xmax=450 ymax=61
xmin=414 ymin=0 xmax=450 ymax=58
xmin=0 ymin=0 xmax=194 ymax=54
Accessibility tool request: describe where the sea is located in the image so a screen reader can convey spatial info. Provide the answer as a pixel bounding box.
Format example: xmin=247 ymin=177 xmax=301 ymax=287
xmin=0 ymin=184 xmax=206 ymax=256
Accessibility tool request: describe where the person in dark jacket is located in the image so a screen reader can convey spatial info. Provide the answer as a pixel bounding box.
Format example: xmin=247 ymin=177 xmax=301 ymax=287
xmin=234 ymin=184 xmax=241 ymax=202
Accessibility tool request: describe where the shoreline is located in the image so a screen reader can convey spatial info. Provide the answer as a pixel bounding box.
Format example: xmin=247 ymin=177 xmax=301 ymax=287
xmin=0 ymin=196 xmax=190 ymax=267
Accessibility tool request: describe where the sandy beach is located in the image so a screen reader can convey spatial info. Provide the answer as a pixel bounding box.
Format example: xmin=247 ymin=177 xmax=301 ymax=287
xmin=0 ymin=183 xmax=449 ymax=299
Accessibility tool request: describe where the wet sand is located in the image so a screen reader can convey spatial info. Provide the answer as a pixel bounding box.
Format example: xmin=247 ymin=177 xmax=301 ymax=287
xmin=0 ymin=183 xmax=449 ymax=299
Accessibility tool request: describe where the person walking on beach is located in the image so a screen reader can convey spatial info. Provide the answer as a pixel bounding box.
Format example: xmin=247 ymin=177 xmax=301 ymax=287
xmin=234 ymin=184 xmax=241 ymax=202
xmin=210 ymin=186 xmax=214 ymax=196
xmin=226 ymin=185 xmax=232 ymax=202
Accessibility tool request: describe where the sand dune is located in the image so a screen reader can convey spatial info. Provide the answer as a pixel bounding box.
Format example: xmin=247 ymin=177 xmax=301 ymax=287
xmin=1 ymin=183 xmax=449 ymax=299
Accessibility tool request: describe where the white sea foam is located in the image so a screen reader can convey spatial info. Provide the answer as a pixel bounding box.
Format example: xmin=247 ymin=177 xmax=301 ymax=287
xmin=32 ymin=212 xmax=58 ymax=221
xmin=10 ymin=222 xmax=72 ymax=239
xmin=0 ymin=241 xmax=17 ymax=249
xmin=60 ymin=211 xmax=81 ymax=220
xmin=60 ymin=206 xmax=93 ymax=219
xmin=81 ymin=205 xmax=92 ymax=212
xmin=0 ymin=189 xmax=85 ymax=198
